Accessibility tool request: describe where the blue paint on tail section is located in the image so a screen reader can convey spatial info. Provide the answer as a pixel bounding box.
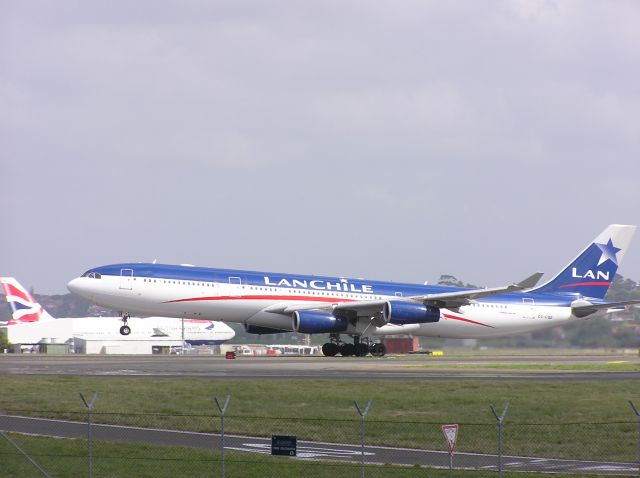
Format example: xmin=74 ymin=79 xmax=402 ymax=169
xmin=532 ymin=239 xmax=621 ymax=299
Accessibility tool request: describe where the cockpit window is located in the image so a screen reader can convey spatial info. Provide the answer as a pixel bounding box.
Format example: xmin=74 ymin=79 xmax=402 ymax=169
xmin=82 ymin=271 xmax=102 ymax=279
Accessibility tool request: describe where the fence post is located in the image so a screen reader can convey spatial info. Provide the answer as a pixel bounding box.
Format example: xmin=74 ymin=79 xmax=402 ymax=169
xmin=354 ymin=399 xmax=372 ymax=478
xmin=490 ymin=403 xmax=509 ymax=478
xmin=79 ymin=392 xmax=98 ymax=478
xmin=630 ymin=400 xmax=639 ymax=477
xmin=214 ymin=395 xmax=231 ymax=478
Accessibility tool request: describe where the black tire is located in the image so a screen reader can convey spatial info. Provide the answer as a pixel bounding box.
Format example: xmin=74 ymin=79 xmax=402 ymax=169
xmin=322 ymin=342 xmax=339 ymax=357
xmin=119 ymin=325 xmax=131 ymax=336
xmin=371 ymin=343 xmax=386 ymax=357
xmin=340 ymin=343 xmax=355 ymax=357
xmin=354 ymin=343 xmax=369 ymax=357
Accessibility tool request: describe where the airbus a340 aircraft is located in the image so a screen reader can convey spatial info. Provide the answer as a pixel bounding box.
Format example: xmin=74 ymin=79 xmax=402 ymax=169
xmin=68 ymin=225 xmax=639 ymax=357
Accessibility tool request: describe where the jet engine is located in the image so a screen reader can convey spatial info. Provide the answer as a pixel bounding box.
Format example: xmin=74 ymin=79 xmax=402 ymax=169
xmin=293 ymin=310 xmax=348 ymax=334
xmin=244 ymin=325 xmax=290 ymax=335
xmin=383 ymin=301 xmax=440 ymax=325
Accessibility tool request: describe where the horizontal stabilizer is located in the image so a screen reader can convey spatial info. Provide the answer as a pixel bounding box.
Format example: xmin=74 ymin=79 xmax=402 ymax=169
xmin=571 ymin=299 xmax=640 ymax=318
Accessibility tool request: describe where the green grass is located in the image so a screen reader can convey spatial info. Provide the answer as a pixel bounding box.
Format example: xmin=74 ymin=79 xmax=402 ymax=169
xmin=0 ymin=433 xmax=624 ymax=478
xmin=403 ymin=363 xmax=640 ymax=371
xmin=392 ymin=347 xmax=640 ymax=358
xmin=1 ymin=375 xmax=637 ymax=423
xmin=0 ymin=376 xmax=638 ymax=463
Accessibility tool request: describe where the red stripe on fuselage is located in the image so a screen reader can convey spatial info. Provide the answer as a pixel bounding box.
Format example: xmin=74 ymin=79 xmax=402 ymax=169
xmin=164 ymin=295 xmax=357 ymax=304
xmin=442 ymin=313 xmax=494 ymax=328
xmin=559 ymin=281 xmax=611 ymax=288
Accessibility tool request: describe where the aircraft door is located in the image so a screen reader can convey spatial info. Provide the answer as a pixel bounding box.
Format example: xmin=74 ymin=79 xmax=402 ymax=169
xmin=522 ymin=298 xmax=535 ymax=319
xmin=228 ymin=276 xmax=242 ymax=297
xmin=119 ymin=269 xmax=133 ymax=290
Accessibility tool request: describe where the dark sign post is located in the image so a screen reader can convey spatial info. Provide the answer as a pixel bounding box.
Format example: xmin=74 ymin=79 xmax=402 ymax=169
xmin=271 ymin=435 xmax=297 ymax=456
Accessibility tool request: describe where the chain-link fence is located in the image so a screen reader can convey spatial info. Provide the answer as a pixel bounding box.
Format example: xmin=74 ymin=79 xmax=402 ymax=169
xmin=1 ymin=396 xmax=639 ymax=477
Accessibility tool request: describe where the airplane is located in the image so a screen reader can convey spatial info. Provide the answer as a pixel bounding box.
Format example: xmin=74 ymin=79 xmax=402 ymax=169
xmin=1 ymin=277 xmax=235 ymax=347
xmin=67 ymin=224 xmax=640 ymax=357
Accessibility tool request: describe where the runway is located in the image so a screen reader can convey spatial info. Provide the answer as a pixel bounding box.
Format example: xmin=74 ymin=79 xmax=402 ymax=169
xmin=0 ymin=351 xmax=638 ymax=382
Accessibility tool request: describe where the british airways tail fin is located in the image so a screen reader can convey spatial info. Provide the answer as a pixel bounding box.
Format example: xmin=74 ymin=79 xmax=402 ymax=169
xmin=531 ymin=225 xmax=636 ymax=299
xmin=0 ymin=277 xmax=55 ymax=324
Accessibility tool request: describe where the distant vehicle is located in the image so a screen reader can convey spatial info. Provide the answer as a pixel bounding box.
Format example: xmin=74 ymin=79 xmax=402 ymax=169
xmin=1 ymin=277 xmax=235 ymax=346
xmin=68 ymin=225 xmax=639 ymax=357
xmin=268 ymin=344 xmax=320 ymax=356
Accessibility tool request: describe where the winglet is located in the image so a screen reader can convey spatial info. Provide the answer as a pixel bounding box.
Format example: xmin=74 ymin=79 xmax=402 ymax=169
xmin=515 ymin=272 xmax=544 ymax=290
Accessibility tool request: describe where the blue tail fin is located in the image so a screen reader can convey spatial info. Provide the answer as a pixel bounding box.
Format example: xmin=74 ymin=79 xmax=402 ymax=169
xmin=531 ymin=225 xmax=636 ymax=299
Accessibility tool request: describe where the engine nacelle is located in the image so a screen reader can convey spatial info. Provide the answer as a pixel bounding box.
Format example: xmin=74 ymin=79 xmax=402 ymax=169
xmin=293 ymin=310 xmax=348 ymax=334
xmin=383 ymin=301 xmax=440 ymax=325
xmin=244 ymin=325 xmax=290 ymax=335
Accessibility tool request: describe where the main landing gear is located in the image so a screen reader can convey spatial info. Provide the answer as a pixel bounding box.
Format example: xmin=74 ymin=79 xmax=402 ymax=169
xmin=119 ymin=313 xmax=131 ymax=336
xmin=321 ymin=335 xmax=386 ymax=357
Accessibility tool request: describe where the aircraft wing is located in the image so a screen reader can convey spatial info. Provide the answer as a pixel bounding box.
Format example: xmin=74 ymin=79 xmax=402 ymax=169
xmin=571 ymin=299 xmax=640 ymax=318
xmin=412 ymin=272 xmax=544 ymax=308
xmin=265 ymin=273 xmax=543 ymax=320
xmin=329 ymin=272 xmax=543 ymax=317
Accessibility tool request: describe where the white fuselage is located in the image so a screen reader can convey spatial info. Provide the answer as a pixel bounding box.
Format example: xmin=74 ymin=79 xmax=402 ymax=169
xmin=2 ymin=315 xmax=235 ymax=345
xmin=69 ymin=273 xmax=583 ymax=339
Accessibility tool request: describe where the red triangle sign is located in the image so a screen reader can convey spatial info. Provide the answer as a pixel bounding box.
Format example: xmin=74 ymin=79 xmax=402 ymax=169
xmin=441 ymin=424 xmax=459 ymax=453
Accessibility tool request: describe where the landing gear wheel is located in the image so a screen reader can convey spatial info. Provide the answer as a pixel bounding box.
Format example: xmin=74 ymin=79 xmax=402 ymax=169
xmin=120 ymin=313 xmax=130 ymax=336
xmin=322 ymin=342 xmax=339 ymax=357
xmin=354 ymin=343 xmax=370 ymax=357
xmin=370 ymin=343 xmax=386 ymax=357
xmin=339 ymin=343 xmax=355 ymax=357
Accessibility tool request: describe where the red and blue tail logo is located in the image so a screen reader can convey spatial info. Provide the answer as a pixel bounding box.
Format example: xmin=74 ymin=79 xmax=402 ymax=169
xmin=0 ymin=277 xmax=54 ymax=324
xmin=532 ymin=225 xmax=636 ymax=299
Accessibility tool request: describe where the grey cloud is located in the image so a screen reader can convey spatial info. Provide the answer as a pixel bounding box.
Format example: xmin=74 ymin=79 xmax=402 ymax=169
xmin=1 ymin=0 xmax=639 ymax=293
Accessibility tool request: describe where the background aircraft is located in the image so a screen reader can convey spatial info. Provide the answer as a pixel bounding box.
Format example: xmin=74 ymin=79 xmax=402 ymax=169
xmin=68 ymin=225 xmax=639 ymax=357
xmin=1 ymin=277 xmax=235 ymax=349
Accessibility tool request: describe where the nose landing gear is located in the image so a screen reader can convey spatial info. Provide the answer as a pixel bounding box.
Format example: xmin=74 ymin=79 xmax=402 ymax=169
xmin=119 ymin=313 xmax=131 ymax=336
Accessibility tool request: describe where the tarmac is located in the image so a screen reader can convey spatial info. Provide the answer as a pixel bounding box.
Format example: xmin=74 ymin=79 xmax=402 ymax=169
xmin=0 ymin=351 xmax=638 ymax=381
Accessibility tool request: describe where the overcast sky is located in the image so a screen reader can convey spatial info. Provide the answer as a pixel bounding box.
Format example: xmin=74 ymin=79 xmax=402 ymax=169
xmin=2 ymin=0 xmax=639 ymax=295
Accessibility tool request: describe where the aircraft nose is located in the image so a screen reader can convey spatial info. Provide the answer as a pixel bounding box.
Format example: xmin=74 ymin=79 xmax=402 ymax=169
xmin=67 ymin=278 xmax=84 ymax=296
